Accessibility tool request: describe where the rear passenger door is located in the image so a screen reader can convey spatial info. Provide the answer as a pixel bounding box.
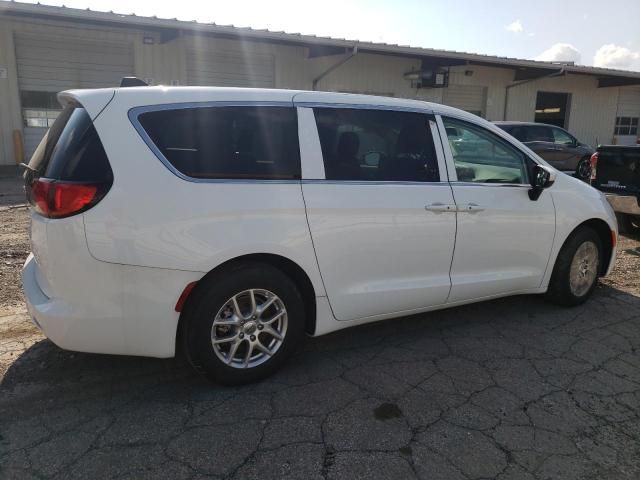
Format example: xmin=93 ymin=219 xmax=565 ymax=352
xmin=297 ymin=105 xmax=457 ymax=321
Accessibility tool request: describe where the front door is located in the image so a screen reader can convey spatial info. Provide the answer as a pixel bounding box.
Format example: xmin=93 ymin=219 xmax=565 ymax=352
xmin=440 ymin=116 xmax=556 ymax=303
xmin=299 ymin=106 xmax=457 ymax=321
xmin=547 ymin=126 xmax=584 ymax=173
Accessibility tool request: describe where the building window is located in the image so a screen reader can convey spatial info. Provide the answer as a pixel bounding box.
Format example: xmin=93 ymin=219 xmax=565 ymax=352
xmin=615 ymin=117 xmax=639 ymax=136
xmin=21 ymin=91 xmax=62 ymax=128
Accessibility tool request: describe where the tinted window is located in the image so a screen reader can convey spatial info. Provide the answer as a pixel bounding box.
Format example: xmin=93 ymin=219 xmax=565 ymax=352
xmin=443 ymin=117 xmax=528 ymax=184
xmin=138 ymin=106 xmax=301 ymax=180
xmin=551 ymin=127 xmax=575 ymax=146
xmin=26 ymin=104 xmax=112 ymax=183
xmin=506 ymin=126 xmax=527 ymax=142
xmin=313 ymin=108 xmax=439 ymax=182
xmin=525 ymin=125 xmax=554 ymax=142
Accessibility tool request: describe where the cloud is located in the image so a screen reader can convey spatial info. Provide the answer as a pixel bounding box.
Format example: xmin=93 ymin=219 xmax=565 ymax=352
xmin=593 ymin=44 xmax=640 ymax=69
xmin=535 ymin=43 xmax=581 ymax=64
xmin=506 ymin=20 xmax=523 ymax=33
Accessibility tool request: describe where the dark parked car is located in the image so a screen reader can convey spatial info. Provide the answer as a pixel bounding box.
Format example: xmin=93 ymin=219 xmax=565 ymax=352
xmin=591 ymin=145 xmax=640 ymax=233
xmin=495 ymin=122 xmax=594 ymax=181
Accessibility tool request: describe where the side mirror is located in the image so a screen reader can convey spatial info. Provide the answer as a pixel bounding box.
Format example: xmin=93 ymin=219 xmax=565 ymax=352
xmin=529 ymin=164 xmax=556 ymax=201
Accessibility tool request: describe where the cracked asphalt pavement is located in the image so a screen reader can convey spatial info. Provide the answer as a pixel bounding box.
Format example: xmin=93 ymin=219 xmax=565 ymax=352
xmin=1 ymin=203 xmax=640 ymax=479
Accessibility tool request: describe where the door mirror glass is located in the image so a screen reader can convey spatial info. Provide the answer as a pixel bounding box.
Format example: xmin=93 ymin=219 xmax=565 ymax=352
xmin=529 ymin=164 xmax=556 ymax=200
xmin=532 ymin=165 xmax=550 ymax=188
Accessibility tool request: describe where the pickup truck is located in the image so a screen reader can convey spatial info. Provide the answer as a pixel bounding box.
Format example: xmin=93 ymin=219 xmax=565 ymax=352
xmin=591 ymin=145 xmax=640 ymax=233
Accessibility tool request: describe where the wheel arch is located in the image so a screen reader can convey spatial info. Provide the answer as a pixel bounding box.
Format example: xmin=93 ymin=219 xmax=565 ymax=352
xmin=176 ymin=253 xmax=317 ymax=352
xmin=558 ymin=218 xmax=614 ymax=276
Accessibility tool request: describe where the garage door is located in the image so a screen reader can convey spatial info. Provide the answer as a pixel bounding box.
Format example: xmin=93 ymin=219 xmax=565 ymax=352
xmin=443 ymin=85 xmax=487 ymax=117
xmin=187 ymin=49 xmax=275 ymax=87
xmin=15 ymin=34 xmax=133 ymax=159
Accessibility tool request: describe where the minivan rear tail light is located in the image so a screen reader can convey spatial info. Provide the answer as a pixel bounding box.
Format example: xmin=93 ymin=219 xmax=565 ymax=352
xmin=589 ymin=152 xmax=598 ymax=183
xmin=28 ymin=178 xmax=104 ymax=218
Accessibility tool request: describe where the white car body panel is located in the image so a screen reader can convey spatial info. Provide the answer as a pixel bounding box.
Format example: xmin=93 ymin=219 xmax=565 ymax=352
xmin=24 ymin=213 xmax=201 ymax=357
xmin=446 ymin=184 xmax=556 ymax=302
xmin=22 ymin=86 xmax=618 ymax=359
xmin=301 ymin=182 xmax=457 ymax=320
xmin=83 ymin=88 xmax=326 ymax=297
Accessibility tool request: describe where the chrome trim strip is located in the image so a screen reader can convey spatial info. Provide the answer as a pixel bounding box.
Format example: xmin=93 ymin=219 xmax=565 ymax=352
xmin=449 ymin=181 xmax=530 ymax=188
xmin=128 ymin=102 xmax=301 ymax=185
xmin=300 ymin=180 xmax=451 ymax=186
xmin=294 ymin=101 xmax=435 ymax=115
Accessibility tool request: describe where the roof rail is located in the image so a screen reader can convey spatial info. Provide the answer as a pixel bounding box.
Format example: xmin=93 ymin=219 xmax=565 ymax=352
xmin=120 ymin=77 xmax=148 ymax=87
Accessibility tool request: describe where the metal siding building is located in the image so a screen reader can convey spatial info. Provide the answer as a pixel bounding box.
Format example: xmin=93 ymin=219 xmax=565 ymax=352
xmin=1 ymin=1 xmax=639 ymax=165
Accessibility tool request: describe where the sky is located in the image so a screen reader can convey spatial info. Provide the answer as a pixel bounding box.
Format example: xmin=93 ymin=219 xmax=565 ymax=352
xmin=13 ymin=0 xmax=640 ymax=71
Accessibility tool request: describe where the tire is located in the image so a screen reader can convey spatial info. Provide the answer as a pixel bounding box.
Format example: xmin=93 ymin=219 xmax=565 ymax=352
xmin=546 ymin=227 xmax=602 ymax=306
xmin=575 ymin=156 xmax=592 ymax=182
xmin=181 ymin=262 xmax=305 ymax=385
xmin=617 ymin=213 xmax=640 ymax=235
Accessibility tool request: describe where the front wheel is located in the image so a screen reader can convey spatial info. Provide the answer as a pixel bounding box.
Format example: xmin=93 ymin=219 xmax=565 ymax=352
xmin=546 ymin=227 xmax=602 ymax=306
xmin=182 ymin=262 xmax=305 ymax=385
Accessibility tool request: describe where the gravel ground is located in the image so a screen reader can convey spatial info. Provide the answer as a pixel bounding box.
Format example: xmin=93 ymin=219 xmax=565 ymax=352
xmin=1 ymin=205 xmax=640 ymax=479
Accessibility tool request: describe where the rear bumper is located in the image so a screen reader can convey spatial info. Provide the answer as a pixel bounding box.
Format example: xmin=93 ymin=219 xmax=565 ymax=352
xmin=22 ymin=253 xmax=126 ymax=355
xmin=22 ymin=251 xmax=202 ymax=358
xmin=606 ymin=194 xmax=640 ymax=216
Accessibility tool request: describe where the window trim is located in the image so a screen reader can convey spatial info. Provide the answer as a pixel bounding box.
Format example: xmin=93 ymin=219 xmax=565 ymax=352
xmin=437 ymin=114 xmax=536 ymax=186
xmin=614 ymin=116 xmax=639 ymax=136
xmin=128 ymin=101 xmax=301 ymax=184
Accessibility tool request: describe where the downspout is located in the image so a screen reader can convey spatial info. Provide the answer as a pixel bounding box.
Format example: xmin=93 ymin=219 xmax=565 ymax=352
xmin=312 ymin=46 xmax=358 ymax=91
xmin=503 ymin=68 xmax=565 ymax=120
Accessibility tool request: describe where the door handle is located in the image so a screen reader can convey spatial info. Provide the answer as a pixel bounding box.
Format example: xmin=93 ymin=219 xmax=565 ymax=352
xmin=425 ymin=203 xmax=456 ymax=213
xmin=459 ymin=203 xmax=484 ymax=213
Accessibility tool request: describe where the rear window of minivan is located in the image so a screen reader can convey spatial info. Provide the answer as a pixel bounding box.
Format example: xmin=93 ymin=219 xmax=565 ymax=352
xmin=136 ymin=106 xmax=301 ymax=180
xmin=26 ymin=103 xmax=112 ymax=183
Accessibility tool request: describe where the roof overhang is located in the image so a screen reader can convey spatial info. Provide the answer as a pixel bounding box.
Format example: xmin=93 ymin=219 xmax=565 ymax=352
xmin=2 ymin=0 xmax=640 ymax=84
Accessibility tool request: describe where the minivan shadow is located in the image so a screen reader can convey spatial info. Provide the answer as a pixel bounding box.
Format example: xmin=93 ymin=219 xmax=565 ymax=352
xmin=2 ymin=285 xmax=639 ymax=404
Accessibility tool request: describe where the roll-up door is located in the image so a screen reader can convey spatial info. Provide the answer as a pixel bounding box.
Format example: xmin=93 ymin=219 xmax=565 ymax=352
xmin=443 ymin=85 xmax=488 ymax=117
xmin=15 ymin=34 xmax=133 ymax=159
xmin=186 ymin=48 xmax=275 ymax=87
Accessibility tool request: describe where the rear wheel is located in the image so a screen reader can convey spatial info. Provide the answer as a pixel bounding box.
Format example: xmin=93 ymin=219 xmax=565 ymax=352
xmin=546 ymin=227 xmax=602 ymax=306
xmin=575 ymin=156 xmax=592 ymax=182
xmin=182 ymin=262 xmax=305 ymax=385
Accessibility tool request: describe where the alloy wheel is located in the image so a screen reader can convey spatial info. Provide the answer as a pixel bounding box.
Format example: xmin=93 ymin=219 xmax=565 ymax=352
xmin=569 ymin=241 xmax=599 ymax=297
xmin=211 ymin=289 xmax=288 ymax=369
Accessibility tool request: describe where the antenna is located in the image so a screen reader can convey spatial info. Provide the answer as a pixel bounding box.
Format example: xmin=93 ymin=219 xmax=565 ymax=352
xmin=120 ymin=77 xmax=148 ymax=87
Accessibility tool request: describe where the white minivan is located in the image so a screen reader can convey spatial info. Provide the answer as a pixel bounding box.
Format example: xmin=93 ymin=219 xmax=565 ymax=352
xmin=22 ymin=85 xmax=618 ymax=384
